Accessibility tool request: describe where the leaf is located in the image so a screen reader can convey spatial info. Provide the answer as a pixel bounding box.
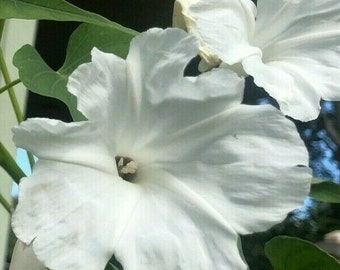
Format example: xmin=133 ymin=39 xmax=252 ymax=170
xmin=59 ymin=23 xmax=133 ymax=75
xmin=0 ymin=0 xmax=137 ymax=35
xmin=265 ymin=236 xmax=340 ymax=270
xmin=13 ymin=44 xmax=83 ymax=120
xmin=105 ymin=263 xmax=121 ymax=270
xmin=13 ymin=23 xmax=136 ymax=121
xmin=310 ymin=181 xmax=340 ymax=203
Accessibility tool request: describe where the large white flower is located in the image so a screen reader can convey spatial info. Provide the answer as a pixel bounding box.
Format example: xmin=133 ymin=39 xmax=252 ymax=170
xmin=11 ymin=28 xmax=311 ymax=270
xmin=174 ymin=0 xmax=340 ymax=121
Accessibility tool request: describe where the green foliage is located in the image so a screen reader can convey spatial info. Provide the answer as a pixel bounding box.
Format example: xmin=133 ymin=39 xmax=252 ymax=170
xmin=310 ymin=181 xmax=340 ymax=203
xmin=105 ymin=263 xmax=121 ymax=270
xmin=13 ymin=23 xmax=136 ymax=121
xmin=0 ymin=0 xmax=137 ymax=35
xmin=59 ymin=23 xmax=133 ymax=75
xmin=13 ymin=44 xmax=83 ymax=120
xmin=242 ymin=203 xmax=340 ymax=270
xmin=265 ymin=236 xmax=340 ymax=270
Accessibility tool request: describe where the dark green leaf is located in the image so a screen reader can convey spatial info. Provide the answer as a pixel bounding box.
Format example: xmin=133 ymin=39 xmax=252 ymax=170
xmin=310 ymin=181 xmax=340 ymax=203
xmin=265 ymin=236 xmax=340 ymax=270
xmin=0 ymin=0 xmax=137 ymax=35
xmin=13 ymin=44 xmax=83 ymax=120
xmin=105 ymin=263 xmax=120 ymax=270
xmin=13 ymin=23 xmax=136 ymax=121
xmin=59 ymin=23 xmax=133 ymax=75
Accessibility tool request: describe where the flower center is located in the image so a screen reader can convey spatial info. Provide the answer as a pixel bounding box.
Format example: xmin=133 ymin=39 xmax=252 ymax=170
xmin=115 ymin=156 xmax=138 ymax=182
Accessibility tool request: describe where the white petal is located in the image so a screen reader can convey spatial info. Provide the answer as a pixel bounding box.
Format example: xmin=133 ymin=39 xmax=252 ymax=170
xmin=254 ymin=0 xmax=340 ymax=50
xmin=126 ymin=28 xmax=198 ymax=104
xmin=185 ymin=0 xmax=340 ymax=120
xmin=123 ymin=30 xmax=245 ymax=159
xmin=249 ymin=0 xmax=340 ymax=120
xmin=189 ymin=0 xmax=261 ymax=65
xmin=67 ymin=48 xmax=127 ymax=125
xmin=114 ymin=166 xmax=248 ymax=270
xmin=129 ymin=68 xmax=245 ymax=163
xmin=242 ymin=55 xmax=322 ymax=121
xmin=9 ymin=241 xmax=45 ymax=270
xmin=12 ymin=161 xmax=142 ymax=270
xmin=173 ymin=0 xmax=221 ymax=67
xmin=173 ymin=0 xmax=200 ymax=30
xmin=155 ymin=105 xmax=311 ymax=234
xmin=67 ymin=48 xmax=139 ymax=147
xmin=12 ymin=118 xmax=116 ymax=175
xmin=66 ymin=28 xmax=203 ymax=155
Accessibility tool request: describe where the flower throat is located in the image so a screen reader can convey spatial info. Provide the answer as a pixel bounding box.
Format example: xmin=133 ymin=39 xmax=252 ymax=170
xmin=115 ymin=156 xmax=138 ymax=182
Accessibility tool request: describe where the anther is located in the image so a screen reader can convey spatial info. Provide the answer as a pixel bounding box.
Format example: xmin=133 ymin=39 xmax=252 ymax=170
xmin=115 ymin=156 xmax=138 ymax=182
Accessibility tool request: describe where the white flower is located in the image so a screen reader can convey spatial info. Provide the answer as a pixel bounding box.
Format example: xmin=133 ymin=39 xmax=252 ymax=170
xmin=173 ymin=0 xmax=221 ymax=71
xmin=12 ymin=28 xmax=311 ymax=270
xmin=175 ymin=0 xmax=340 ymax=121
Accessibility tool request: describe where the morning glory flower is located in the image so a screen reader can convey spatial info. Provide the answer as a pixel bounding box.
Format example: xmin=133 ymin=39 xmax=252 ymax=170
xmin=174 ymin=0 xmax=340 ymax=121
xmin=12 ymin=28 xmax=311 ymax=270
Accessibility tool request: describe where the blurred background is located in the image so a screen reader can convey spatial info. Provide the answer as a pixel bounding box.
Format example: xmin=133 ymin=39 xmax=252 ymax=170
xmin=1 ymin=1 xmax=339 ymax=269
xmin=0 ymin=19 xmax=37 ymax=270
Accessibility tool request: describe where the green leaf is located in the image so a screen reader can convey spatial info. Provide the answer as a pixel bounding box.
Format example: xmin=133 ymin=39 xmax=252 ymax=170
xmin=310 ymin=181 xmax=340 ymax=203
xmin=13 ymin=23 xmax=136 ymax=121
xmin=265 ymin=236 xmax=340 ymax=270
xmin=105 ymin=263 xmax=121 ymax=270
xmin=0 ymin=0 xmax=137 ymax=35
xmin=13 ymin=44 xmax=83 ymax=120
xmin=59 ymin=23 xmax=133 ymax=75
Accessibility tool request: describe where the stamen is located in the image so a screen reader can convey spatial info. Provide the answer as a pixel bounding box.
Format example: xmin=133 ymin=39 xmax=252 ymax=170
xmin=120 ymin=161 xmax=137 ymax=174
xmin=115 ymin=156 xmax=138 ymax=182
xmin=118 ymin=157 xmax=124 ymax=167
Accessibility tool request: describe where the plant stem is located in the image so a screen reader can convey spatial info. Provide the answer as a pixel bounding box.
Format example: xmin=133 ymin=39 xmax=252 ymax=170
xmin=27 ymin=151 xmax=35 ymax=169
xmin=0 ymin=20 xmax=5 ymax=44
xmin=0 ymin=78 xmax=21 ymax=94
xmin=0 ymin=142 xmax=25 ymax=185
xmin=0 ymin=191 xmax=13 ymax=214
xmin=0 ymin=47 xmax=24 ymax=123
xmin=0 ymin=41 xmax=35 ymax=168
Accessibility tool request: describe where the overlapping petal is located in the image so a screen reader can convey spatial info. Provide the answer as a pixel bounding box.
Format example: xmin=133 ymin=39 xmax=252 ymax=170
xmin=173 ymin=0 xmax=223 ymax=69
xmin=252 ymin=0 xmax=340 ymax=120
xmin=180 ymin=0 xmax=259 ymax=65
xmin=173 ymin=0 xmax=200 ymax=31
xmin=183 ymin=0 xmax=340 ymax=121
xmin=12 ymin=28 xmax=311 ymax=270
